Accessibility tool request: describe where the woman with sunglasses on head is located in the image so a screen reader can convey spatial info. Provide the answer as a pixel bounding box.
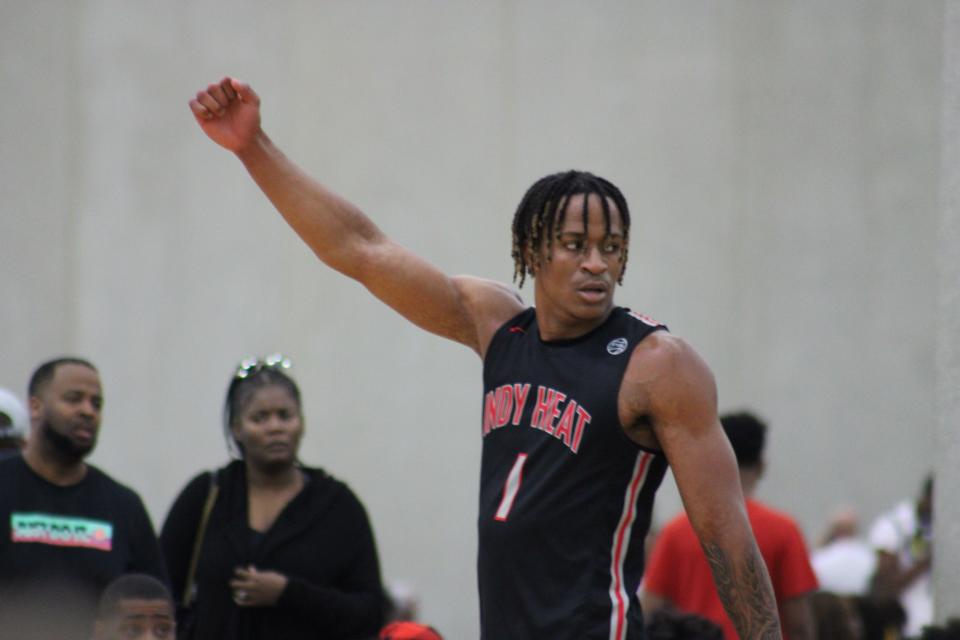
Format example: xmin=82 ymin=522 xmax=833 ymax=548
xmin=160 ymin=355 xmax=385 ymax=639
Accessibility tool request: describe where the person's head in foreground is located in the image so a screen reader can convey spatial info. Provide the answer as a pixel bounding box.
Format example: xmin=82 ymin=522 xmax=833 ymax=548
xmin=93 ymin=574 xmax=175 ymax=640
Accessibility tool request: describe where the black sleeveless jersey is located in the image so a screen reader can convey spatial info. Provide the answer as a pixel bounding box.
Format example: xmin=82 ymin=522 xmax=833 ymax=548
xmin=478 ymin=306 xmax=669 ymax=640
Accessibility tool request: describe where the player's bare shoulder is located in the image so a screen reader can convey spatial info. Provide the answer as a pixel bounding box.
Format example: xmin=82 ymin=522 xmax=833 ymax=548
xmin=619 ymin=330 xmax=718 ymax=447
xmin=452 ymin=276 xmax=525 ymax=357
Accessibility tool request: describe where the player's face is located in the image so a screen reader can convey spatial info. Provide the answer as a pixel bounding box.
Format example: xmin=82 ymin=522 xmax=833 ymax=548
xmin=531 ymin=193 xmax=625 ymax=338
xmin=95 ymin=598 xmax=175 ymax=640
xmin=232 ymin=384 xmax=303 ymax=471
xmin=31 ymin=363 xmax=102 ymax=460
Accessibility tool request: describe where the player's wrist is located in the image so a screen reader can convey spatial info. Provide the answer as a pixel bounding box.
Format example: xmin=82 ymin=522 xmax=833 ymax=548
xmin=235 ymin=128 xmax=272 ymax=162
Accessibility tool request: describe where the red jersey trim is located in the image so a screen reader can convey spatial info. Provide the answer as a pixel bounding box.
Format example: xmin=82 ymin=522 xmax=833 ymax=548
xmin=626 ymin=310 xmax=662 ymax=328
xmin=607 ymin=451 xmax=653 ymax=640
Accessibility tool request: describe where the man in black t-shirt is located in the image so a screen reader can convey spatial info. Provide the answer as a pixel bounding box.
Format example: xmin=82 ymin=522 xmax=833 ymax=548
xmin=0 ymin=358 xmax=167 ymax=640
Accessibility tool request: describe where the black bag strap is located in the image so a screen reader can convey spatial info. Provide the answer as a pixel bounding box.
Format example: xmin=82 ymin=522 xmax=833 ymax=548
xmin=182 ymin=470 xmax=219 ymax=608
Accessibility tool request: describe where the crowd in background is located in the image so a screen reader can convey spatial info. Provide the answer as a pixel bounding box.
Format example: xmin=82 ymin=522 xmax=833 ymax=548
xmin=638 ymin=411 xmax=939 ymax=640
xmin=0 ymin=358 xmax=441 ymax=640
xmin=0 ymin=362 xmax=951 ymax=639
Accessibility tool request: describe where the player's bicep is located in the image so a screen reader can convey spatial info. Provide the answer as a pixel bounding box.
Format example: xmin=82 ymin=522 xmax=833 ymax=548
xmin=644 ymin=342 xmax=746 ymax=541
xmin=355 ymin=240 xmax=520 ymax=352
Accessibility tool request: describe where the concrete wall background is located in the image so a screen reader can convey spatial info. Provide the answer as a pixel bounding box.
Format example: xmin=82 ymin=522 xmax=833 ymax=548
xmin=937 ymin=0 xmax=960 ymax=621
xmin=0 ymin=2 xmax=944 ymax=636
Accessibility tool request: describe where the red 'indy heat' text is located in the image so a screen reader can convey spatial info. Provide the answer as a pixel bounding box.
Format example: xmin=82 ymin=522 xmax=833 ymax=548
xmin=482 ymin=383 xmax=592 ymax=454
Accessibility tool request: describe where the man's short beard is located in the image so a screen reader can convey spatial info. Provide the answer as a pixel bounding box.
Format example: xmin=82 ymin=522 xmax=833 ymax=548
xmin=40 ymin=420 xmax=94 ymax=463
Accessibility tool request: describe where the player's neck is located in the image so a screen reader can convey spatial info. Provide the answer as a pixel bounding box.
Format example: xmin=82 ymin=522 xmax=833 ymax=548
xmin=22 ymin=442 xmax=88 ymax=486
xmin=534 ymin=307 xmax=615 ymax=342
xmin=533 ymin=289 xmax=614 ymax=342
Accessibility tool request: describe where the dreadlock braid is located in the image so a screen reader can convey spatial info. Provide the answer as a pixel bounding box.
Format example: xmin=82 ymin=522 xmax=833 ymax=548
xmin=511 ymin=170 xmax=631 ymax=288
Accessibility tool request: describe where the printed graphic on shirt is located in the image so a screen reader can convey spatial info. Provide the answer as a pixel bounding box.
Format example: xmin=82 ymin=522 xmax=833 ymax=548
xmin=11 ymin=512 xmax=113 ymax=551
xmin=482 ymin=383 xmax=592 ymax=454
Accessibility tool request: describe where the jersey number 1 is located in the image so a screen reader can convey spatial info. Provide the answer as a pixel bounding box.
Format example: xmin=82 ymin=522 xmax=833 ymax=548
xmin=494 ymin=453 xmax=528 ymax=521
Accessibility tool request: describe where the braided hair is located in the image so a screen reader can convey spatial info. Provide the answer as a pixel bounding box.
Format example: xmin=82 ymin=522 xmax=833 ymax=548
xmin=511 ymin=170 xmax=631 ymax=288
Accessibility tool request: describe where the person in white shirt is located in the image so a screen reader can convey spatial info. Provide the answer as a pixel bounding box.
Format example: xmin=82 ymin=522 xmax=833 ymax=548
xmin=868 ymin=475 xmax=933 ymax=637
xmin=810 ymin=507 xmax=876 ymax=596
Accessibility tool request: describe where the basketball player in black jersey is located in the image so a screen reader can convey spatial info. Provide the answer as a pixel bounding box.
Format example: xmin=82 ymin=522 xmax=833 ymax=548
xmin=188 ymin=77 xmax=781 ymax=640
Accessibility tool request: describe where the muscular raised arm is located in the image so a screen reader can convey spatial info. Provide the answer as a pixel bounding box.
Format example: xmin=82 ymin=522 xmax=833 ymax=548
xmin=621 ymin=334 xmax=781 ymax=639
xmin=190 ymin=77 xmax=521 ymax=354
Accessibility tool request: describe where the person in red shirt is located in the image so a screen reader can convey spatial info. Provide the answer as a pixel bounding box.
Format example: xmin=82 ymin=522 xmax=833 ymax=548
xmin=641 ymin=412 xmax=818 ymax=640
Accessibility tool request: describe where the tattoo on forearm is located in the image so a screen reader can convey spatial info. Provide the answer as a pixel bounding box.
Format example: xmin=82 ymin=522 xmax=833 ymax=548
xmin=703 ymin=542 xmax=780 ymax=640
